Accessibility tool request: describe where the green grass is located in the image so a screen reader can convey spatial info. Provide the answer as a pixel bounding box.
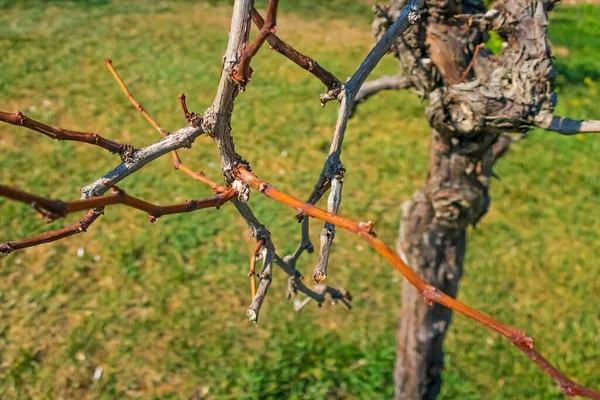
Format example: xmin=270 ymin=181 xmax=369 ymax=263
xmin=0 ymin=1 xmax=599 ymax=399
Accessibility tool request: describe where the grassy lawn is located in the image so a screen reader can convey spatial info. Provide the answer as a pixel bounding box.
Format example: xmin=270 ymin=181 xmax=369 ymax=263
xmin=0 ymin=1 xmax=598 ymax=399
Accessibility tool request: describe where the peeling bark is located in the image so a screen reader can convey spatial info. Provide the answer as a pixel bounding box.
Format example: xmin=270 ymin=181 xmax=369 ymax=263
xmin=371 ymin=0 xmax=568 ymax=397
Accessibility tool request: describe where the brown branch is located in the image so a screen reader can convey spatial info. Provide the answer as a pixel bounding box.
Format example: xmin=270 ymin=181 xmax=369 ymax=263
xmin=232 ymin=0 xmax=280 ymax=87
xmin=177 ymin=94 xmax=203 ymax=128
xmin=251 ymin=8 xmax=342 ymax=92
xmin=455 ymin=43 xmax=484 ymax=85
xmin=0 ymin=209 xmax=102 ymax=255
xmin=0 ymin=183 xmax=235 ymax=223
xmin=0 ymin=110 xmax=131 ymax=156
xmin=235 ymin=166 xmax=600 ymax=399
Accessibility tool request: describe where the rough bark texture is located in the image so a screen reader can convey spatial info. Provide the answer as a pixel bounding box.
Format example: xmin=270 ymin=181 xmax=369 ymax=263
xmin=371 ymin=0 xmax=563 ymax=397
xmin=2 ymin=0 xmax=598 ymax=397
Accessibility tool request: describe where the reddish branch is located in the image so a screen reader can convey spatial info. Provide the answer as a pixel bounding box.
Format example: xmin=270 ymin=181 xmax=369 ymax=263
xmin=232 ymin=0 xmax=280 ymax=86
xmin=0 ymin=184 xmax=235 ymax=223
xmin=0 ymin=110 xmax=130 ymax=155
xmin=251 ymin=8 xmax=342 ymax=91
xmin=0 ymin=209 xmax=102 ymax=255
xmin=0 ymin=183 xmax=234 ymax=255
xmin=178 ymin=94 xmax=202 ymax=128
xmin=235 ymin=166 xmax=600 ymax=400
xmin=0 ymin=182 xmax=233 ymax=255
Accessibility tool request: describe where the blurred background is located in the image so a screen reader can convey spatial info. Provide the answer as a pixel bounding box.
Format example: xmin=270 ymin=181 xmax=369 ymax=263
xmin=0 ymin=1 xmax=598 ymax=398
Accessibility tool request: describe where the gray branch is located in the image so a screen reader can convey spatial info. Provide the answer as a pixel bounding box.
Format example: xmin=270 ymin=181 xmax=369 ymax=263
xmin=345 ymin=0 xmax=423 ymax=96
xmin=299 ymin=0 xmax=424 ymax=282
xmin=273 ymin=253 xmax=352 ymax=311
xmin=247 ymin=242 xmax=274 ymax=322
xmin=286 ymin=217 xmax=314 ymax=269
xmin=234 ymin=200 xmax=273 ymax=322
xmin=235 ymin=200 xmax=351 ymax=320
xmin=536 ymin=114 xmax=600 ymax=135
xmin=81 ymin=125 xmax=202 ymax=199
xmin=312 ymin=172 xmax=343 ymax=283
xmin=352 ymin=73 xmax=411 ymax=110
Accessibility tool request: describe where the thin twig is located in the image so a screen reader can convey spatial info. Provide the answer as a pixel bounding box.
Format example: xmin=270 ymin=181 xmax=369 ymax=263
xmin=105 ymin=59 xmax=169 ymax=137
xmin=455 ymin=43 xmax=484 ymax=84
xmin=0 ymin=110 xmax=131 ymax=155
xmin=105 ymin=59 xmax=183 ymax=167
xmin=172 ymin=163 xmax=228 ymax=193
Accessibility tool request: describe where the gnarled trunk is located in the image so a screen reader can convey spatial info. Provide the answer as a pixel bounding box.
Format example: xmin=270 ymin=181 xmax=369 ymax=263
xmin=394 ymin=129 xmax=494 ymax=399
xmin=368 ymin=0 xmax=559 ymax=395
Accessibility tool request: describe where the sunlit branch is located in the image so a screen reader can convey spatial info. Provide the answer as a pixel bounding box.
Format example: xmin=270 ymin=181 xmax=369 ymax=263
xmin=0 ymin=209 xmax=102 ymax=255
xmin=297 ymin=0 xmax=423 ymax=282
xmin=0 ymin=183 xmax=235 ymax=222
xmin=251 ymin=8 xmax=342 ymax=92
xmin=0 ymin=110 xmax=131 ymax=155
xmin=236 ymin=166 xmax=599 ymax=399
xmin=536 ymin=114 xmax=600 ymax=135
xmin=232 ymin=0 xmax=280 ymax=87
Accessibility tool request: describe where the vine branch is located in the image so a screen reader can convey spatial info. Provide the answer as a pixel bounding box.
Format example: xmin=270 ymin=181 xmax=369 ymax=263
xmin=0 ymin=110 xmax=131 ymax=156
xmin=251 ymin=8 xmax=342 ymax=92
xmin=235 ymin=166 xmax=599 ymax=399
xmin=0 ymin=184 xmax=235 ymax=222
